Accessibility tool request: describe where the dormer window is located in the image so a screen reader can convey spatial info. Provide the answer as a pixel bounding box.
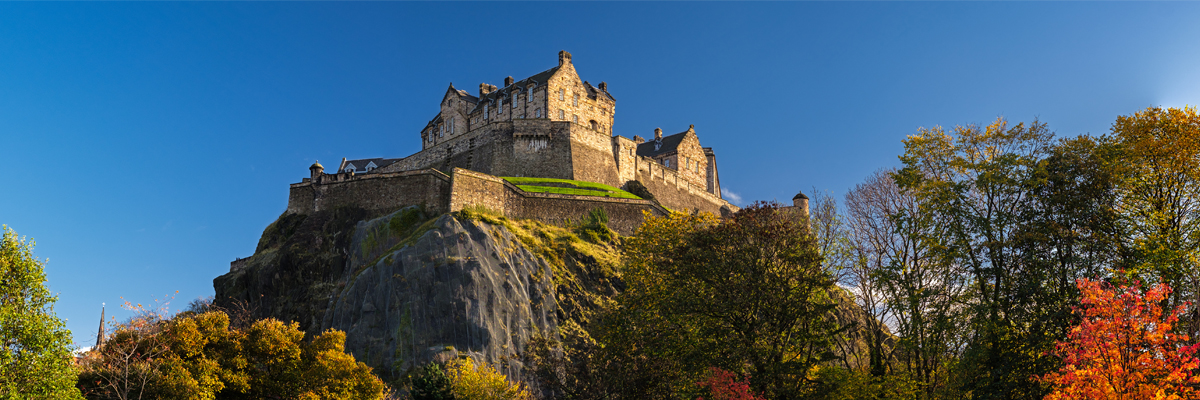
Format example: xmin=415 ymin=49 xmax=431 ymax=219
xmin=344 ymin=165 xmax=356 ymax=173
xmin=365 ymin=161 xmax=377 ymax=172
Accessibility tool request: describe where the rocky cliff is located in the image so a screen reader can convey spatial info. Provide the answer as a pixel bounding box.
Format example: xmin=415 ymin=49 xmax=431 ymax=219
xmin=213 ymin=206 xmax=622 ymax=387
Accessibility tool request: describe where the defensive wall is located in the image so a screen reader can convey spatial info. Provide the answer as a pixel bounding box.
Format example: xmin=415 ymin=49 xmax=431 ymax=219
xmin=286 ymin=167 xmax=677 ymax=235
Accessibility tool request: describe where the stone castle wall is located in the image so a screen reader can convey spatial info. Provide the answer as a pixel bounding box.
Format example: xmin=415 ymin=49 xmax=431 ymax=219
xmin=627 ymin=155 xmax=732 ymax=216
xmin=446 ymin=169 xmax=666 ymax=235
xmin=285 ymin=167 xmax=670 ymax=235
xmin=287 ymin=169 xmax=453 ymax=215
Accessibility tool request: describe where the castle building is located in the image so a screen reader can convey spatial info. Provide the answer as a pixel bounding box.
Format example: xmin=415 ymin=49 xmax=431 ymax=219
xmin=287 ymin=51 xmax=735 ymax=232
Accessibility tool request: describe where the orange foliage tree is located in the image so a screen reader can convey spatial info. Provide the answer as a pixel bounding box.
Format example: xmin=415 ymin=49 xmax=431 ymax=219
xmin=1043 ymin=278 xmax=1200 ymax=400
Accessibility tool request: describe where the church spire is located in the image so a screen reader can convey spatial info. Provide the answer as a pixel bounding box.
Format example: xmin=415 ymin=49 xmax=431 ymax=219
xmin=95 ymin=303 xmax=106 ymax=350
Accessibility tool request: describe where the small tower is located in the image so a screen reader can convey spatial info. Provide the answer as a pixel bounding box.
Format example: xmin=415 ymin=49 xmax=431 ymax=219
xmin=95 ymin=303 xmax=106 ymax=350
xmin=793 ymin=191 xmax=809 ymax=217
xmin=309 ymin=160 xmax=324 ymax=180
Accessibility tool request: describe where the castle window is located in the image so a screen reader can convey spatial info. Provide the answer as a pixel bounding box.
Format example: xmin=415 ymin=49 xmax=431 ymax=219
xmin=439 ymin=125 xmax=444 ymax=137
xmin=559 ymin=89 xmax=564 ymax=101
xmin=573 ymin=115 xmax=578 ymax=123
xmin=449 ymin=119 xmax=455 ymax=134
xmin=664 ymin=159 xmax=671 ymax=168
xmin=535 ymin=108 xmax=541 ymax=118
xmin=527 ymin=87 xmax=534 ymax=102
xmin=484 ymin=104 xmax=489 ymax=119
xmin=590 ymin=120 xmax=597 ymax=130
xmin=573 ymin=94 xmax=579 ymax=106
xmin=559 ymin=109 xmax=565 ymax=119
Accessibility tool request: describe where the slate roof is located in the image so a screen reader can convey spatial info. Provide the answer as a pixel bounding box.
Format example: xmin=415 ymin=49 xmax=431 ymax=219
xmin=340 ymin=158 xmax=402 ymax=173
xmin=636 ymin=129 xmax=689 ymax=158
xmin=468 ymin=66 xmax=561 ymax=113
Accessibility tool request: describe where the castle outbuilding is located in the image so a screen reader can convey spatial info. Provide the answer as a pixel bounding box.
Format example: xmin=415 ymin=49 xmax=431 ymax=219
xmin=286 ymin=51 xmax=736 ymax=232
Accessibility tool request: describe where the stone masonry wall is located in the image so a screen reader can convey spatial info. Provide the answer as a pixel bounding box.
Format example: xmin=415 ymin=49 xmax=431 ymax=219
xmin=630 ymin=156 xmax=735 ymax=216
xmin=286 ymin=169 xmax=452 ymax=215
xmin=447 ymin=168 xmax=667 ymax=235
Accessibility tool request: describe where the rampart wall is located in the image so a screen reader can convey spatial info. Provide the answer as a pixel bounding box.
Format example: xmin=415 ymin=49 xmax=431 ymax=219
xmin=447 ymin=169 xmax=667 ymax=235
xmin=287 ymin=169 xmax=453 ymax=215
xmin=626 ymin=155 xmax=734 ymax=216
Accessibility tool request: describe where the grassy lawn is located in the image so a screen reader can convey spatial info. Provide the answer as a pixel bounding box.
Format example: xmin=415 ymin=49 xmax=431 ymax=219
xmin=502 ymin=177 xmax=642 ymax=200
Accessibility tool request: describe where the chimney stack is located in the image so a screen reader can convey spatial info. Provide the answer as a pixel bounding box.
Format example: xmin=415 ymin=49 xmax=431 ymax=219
xmin=480 ymin=83 xmax=497 ymax=97
xmin=504 ymin=76 xmax=514 ymax=86
xmin=633 ymin=135 xmax=645 ymax=144
xmin=654 ymin=128 xmax=663 ymax=141
xmin=558 ymin=50 xmax=572 ymax=66
xmin=598 ymin=82 xmax=607 ymax=91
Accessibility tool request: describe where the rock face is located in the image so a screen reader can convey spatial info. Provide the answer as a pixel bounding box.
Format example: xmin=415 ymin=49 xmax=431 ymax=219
xmin=214 ymin=206 xmax=568 ymax=384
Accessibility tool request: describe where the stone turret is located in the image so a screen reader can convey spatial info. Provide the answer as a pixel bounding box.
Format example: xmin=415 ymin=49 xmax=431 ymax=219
xmin=504 ymin=76 xmax=514 ymax=86
xmin=793 ymin=191 xmax=809 ymax=216
xmin=310 ymin=160 xmax=324 ymax=180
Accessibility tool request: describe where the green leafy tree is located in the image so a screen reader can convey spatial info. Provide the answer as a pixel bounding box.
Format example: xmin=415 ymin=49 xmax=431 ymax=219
xmin=0 ymin=225 xmax=84 ymax=399
xmin=410 ymin=362 xmax=454 ymax=400
xmin=611 ymin=203 xmax=839 ymax=398
xmin=897 ymin=117 xmax=1061 ymax=398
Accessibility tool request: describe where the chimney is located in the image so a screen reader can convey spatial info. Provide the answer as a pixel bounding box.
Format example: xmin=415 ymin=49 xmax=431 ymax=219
xmin=558 ymin=50 xmax=572 ymax=66
xmin=654 ymin=128 xmax=663 ymax=141
xmin=598 ymin=82 xmax=607 ymax=91
xmin=633 ymin=135 xmax=645 ymax=144
xmin=504 ymin=76 xmax=514 ymax=86
xmin=480 ymin=83 xmax=497 ymax=97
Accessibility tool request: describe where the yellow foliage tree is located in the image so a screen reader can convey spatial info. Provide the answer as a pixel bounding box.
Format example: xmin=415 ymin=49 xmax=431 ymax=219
xmin=446 ymin=357 xmax=530 ymax=400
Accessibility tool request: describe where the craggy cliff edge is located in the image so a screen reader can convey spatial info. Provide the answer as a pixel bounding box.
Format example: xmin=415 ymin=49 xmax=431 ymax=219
xmin=212 ymin=206 xmax=622 ymax=387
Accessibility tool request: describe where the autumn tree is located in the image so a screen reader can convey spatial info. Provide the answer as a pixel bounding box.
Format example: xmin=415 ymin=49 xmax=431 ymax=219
xmin=79 ymin=310 xmax=387 ymax=400
xmin=0 ymin=225 xmax=84 ymax=400
xmin=1107 ymin=106 xmax=1200 ymax=325
xmin=445 ymin=357 xmax=530 ymax=400
xmin=1043 ymin=278 xmax=1200 ymax=399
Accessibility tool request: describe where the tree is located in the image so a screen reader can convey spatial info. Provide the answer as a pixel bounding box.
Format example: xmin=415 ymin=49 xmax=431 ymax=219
xmin=1042 ymin=278 xmax=1200 ymax=399
xmin=0 ymin=225 xmax=84 ymax=399
xmin=842 ymin=169 xmax=969 ymax=398
xmin=410 ymin=362 xmax=454 ymax=400
xmin=897 ymin=117 xmax=1060 ymax=398
xmin=79 ymin=311 xmax=388 ymax=400
xmin=1107 ymin=106 xmax=1200 ymax=328
xmin=445 ymin=357 xmax=530 ymax=400
xmin=613 ymin=203 xmax=839 ymax=398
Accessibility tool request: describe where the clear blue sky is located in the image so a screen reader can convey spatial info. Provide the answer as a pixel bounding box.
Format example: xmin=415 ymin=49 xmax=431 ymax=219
xmin=1 ymin=2 xmax=1197 ymax=347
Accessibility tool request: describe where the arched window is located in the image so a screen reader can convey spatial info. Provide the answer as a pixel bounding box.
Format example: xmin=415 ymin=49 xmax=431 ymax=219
xmin=590 ymin=120 xmax=597 ymax=130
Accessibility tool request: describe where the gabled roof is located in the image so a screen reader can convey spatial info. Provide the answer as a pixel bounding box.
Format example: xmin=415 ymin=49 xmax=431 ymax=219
xmin=583 ymin=81 xmax=615 ymax=101
xmin=636 ymin=129 xmax=690 ymax=158
xmin=341 ymin=158 xmax=401 ymax=173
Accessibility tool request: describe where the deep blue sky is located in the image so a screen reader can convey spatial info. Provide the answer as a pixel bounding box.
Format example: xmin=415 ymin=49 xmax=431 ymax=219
xmin=2 ymin=2 xmax=1197 ymax=347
